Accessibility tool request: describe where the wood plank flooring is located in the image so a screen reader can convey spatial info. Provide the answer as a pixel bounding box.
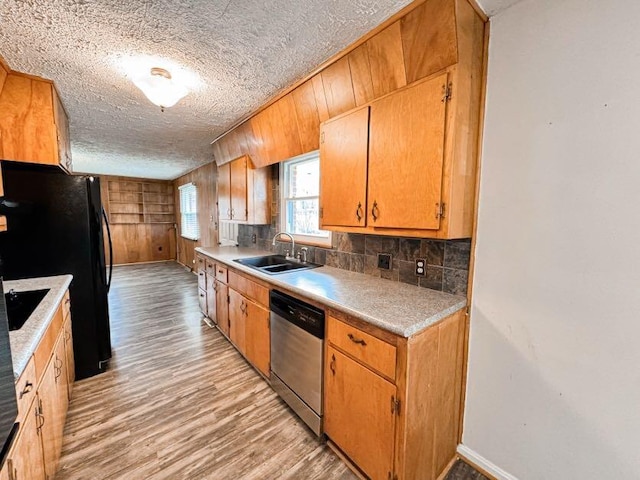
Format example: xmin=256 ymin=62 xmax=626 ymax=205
xmin=56 ymin=262 xmax=355 ymax=480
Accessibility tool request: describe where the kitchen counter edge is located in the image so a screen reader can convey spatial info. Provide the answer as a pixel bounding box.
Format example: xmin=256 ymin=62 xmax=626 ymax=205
xmin=6 ymin=274 xmax=73 ymax=379
xmin=195 ymin=246 xmax=466 ymax=338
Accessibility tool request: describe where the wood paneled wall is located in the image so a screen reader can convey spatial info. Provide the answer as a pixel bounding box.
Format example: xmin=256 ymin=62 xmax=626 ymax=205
xmin=100 ymin=176 xmax=177 ymax=265
xmin=173 ymin=161 xmax=218 ymax=270
xmin=212 ymin=0 xmax=479 ymax=168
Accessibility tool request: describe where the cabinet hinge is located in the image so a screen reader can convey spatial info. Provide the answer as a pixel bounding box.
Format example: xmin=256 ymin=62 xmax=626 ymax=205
xmin=319 ymin=207 xmax=323 ymax=219
xmin=391 ymin=396 xmax=401 ymax=415
xmin=442 ymin=82 xmax=452 ymax=103
xmin=435 ymin=202 xmax=446 ymax=219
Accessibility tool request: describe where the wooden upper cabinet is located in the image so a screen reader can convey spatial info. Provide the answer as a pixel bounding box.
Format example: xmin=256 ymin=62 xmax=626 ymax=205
xmin=320 ymin=57 xmax=356 ymax=118
xmin=400 ymin=0 xmax=458 ymax=84
xmin=216 ymin=156 xmax=270 ymax=225
xmin=230 ymin=156 xmax=248 ymax=222
xmin=366 ymin=21 xmax=407 ymax=97
xmin=0 ymin=72 xmax=72 ymax=172
xmin=319 ymin=107 xmax=370 ymax=228
xmin=368 ymin=74 xmax=448 ymax=230
xmin=217 ymin=162 xmax=231 ymax=220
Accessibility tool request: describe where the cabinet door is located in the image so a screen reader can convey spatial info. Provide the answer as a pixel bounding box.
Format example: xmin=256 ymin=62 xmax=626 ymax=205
xmin=228 ymin=289 xmax=246 ymax=355
xmin=244 ymin=299 xmax=270 ymax=377
xmin=216 ymin=281 xmax=229 ymax=338
xmin=325 ymin=346 xmax=396 ymax=480
xmin=63 ymin=316 xmax=75 ymax=398
xmin=230 ymin=157 xmax=248 ymax=221
xmin=367 ymin=74 xmax=448 ymax=229
xmin=319 ymin=107 xmax=369 ymax=227
xmin=7 ymin=403 xmax=46 ymax=480
xmin=206 ymin=274 xmax=217 ymax=323
xmin=198 ymin=288 xmax=207 ymax=315
xmin=54 ymin=337 xmax=69 ymax=423
xmin=217 ymin=162 xmax=231 ymax=220
xmin=38 ymin=357 xmax=63 ymax=478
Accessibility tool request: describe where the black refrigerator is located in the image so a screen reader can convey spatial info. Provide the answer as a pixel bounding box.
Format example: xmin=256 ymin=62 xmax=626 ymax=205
xmin=0 ymin=161 xmax=113 ymax=380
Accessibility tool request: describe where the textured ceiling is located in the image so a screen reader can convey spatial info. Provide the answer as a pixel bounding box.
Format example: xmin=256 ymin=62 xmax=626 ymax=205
xmin=0 ymin=0 xmax=414 ymax=180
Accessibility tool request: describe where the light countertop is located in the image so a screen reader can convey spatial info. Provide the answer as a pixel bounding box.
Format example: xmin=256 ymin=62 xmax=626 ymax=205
xmin=196 ymin=246 xmax=466 ymax=338
xmin=6 ymin=275 xmax=73 ymax=379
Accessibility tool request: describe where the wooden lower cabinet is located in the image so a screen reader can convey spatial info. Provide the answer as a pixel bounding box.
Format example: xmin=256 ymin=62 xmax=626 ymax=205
xmin=39 ymin=339 xmax=66 ymax=479
xmin=206 ymin=273 xmax=217 ymax=323
xmin=325 ymin=346 xmax=396 ymax=480
xmin=215 ymin=264 xmax=271 ymax=378
xmin=324 ymin=310 xmax=466 ymax=480
xmin=228 ymin=289 xmax=247 ymax=355
xmin=7 ymin=289 xmax=74 ymax=480
xmin=243 ymin=298 xmax=270 ymax=377
xmin=198 ymin=288 xmax=207 ymax=316
xmin=63 ymin=317 xmax=75 ymax=398
xmin=6 ymin=403 xmax=46 ymax=480
xmin=216 ymin=281 xmax=229 ymax=337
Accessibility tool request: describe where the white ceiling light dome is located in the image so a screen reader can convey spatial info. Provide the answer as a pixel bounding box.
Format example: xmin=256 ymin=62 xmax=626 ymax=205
xmin=132 ymin=67 xmax=190 ymax=111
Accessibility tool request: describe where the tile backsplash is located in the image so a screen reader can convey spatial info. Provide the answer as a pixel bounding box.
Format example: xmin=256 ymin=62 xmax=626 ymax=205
xmin=236 ymin=165 xmax=471 ymax=296
xmin=238 ymin=226 xmax=471 ymax=296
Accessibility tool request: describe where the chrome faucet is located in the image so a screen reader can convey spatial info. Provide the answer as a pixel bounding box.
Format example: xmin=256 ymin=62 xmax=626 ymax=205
xmin=272 ymin=232 xmax=295 ymax=259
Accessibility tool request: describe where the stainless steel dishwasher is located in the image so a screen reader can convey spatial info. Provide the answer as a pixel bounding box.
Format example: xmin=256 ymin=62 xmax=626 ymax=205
xmin=270 ymin=290 xmax=325 ymax=436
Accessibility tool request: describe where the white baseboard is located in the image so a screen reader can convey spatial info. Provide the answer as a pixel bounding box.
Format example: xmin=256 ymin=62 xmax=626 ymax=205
xmin=457 ymin=445 xmax=519 ymax=480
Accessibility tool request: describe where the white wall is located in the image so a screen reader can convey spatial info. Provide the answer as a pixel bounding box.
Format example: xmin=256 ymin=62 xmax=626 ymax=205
xmin=465 ymin=0 xmax=640 ymax=478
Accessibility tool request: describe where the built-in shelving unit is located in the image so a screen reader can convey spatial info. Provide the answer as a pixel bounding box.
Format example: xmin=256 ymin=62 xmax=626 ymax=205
xmin=106 ymin=179 xmax=175 ymax=225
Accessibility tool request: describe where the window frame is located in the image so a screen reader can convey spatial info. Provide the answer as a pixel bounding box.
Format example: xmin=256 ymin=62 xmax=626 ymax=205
xmin=279 ymin=151 xmax=332 ymax=247
xmin=178 ymin=182 xmax=200 ymax=241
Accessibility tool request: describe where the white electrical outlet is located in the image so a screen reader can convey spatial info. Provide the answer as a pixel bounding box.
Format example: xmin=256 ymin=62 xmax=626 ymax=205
xmin=415 ymin=258 xmax=427 ymax=277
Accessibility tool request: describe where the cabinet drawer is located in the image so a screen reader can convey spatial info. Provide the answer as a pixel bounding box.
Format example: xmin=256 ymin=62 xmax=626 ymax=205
xmin=228 ymin=270 xmax=268 ymax=306
xmin=196 ymin=254 xmax=206 ymax=271
xmin=197 ymin=269 xmax=207 ymax=291
xmin=327 ymin=316 xmax=397 ymax=380
xmin=205 ymin=258 xmax=215 ymax=275
xmin=62 ymin=290 xmax=71 ymax=321
xmin=14 ymin=356 xmax=36 ymax=424
xmin=215 ymin=265 xmax=228 ymax=284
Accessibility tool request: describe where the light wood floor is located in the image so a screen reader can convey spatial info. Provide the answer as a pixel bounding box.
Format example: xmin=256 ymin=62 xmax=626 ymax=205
xmin=56 ymin=262 xmax=355 ymax=480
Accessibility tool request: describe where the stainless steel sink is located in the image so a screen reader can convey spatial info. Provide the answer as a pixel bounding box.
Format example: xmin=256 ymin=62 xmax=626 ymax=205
xmin=234 ymin=255 xmax=321 ymax=275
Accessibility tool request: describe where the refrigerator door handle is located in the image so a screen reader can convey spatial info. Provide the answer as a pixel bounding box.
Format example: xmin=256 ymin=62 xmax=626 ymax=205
xmin=102 ymin=207 xmax=113 ymax=293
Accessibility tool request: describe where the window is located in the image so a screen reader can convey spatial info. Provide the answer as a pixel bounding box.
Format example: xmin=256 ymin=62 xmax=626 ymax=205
xmin=280 ymin=151 xmax=331 ymax=246
xmin=179 ymin=183 xmax=199 ymax=241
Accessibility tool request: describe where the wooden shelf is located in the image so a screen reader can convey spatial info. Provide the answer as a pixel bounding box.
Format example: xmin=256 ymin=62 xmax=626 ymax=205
xmin=106 ymin=178 xmax=175 ymax=226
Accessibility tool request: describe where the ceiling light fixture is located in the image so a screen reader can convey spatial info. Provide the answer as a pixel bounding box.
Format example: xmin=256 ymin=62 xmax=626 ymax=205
xmin=132 ymin=67 xmax=189 ymax=112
